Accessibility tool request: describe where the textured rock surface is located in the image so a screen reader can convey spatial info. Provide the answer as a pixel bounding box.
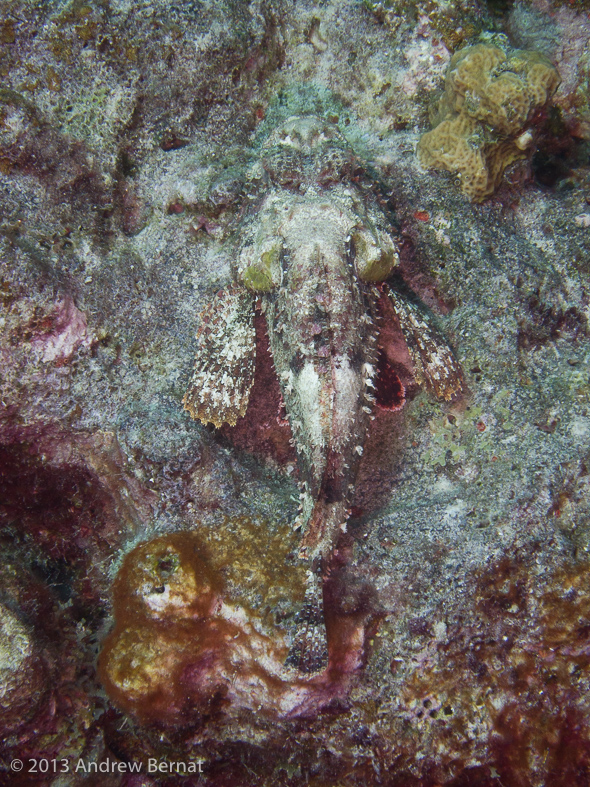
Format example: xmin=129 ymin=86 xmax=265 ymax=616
xmin=1 ymin=0 xmax=590 ymax=785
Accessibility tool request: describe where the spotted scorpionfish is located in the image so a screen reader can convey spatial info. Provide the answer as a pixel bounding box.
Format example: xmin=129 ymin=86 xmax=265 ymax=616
xmin=183 ymin=116 xmax=463 ymax=674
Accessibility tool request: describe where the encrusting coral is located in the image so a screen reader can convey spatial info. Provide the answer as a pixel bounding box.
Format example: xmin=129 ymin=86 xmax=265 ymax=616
xmin=98 ymin=531 xmax=374 ymax=726
xmin=417 ymin=35 xmax=560 ymax=201
xmin=0 ymin=604 xmax=47 ymax=734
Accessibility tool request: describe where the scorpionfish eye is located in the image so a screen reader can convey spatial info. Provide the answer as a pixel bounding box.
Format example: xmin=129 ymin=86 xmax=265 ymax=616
xmin=351 ymin=226 xmax=399 ymax=282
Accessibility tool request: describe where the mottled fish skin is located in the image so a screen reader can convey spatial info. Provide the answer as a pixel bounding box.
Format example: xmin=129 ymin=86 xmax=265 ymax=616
xmin=245 ymin=118 xmax=395 ymax=568
xmin=184 ymin=115 xmax=464 ymax=675
xmin=262 ymin=193 xmax=379 ymax=563
xmin=237 ymin=121 xmax=386 ymax=673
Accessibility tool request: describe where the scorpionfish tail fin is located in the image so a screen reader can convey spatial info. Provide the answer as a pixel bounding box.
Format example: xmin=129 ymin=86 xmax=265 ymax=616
xmin=385 ymin=285 xmax=464 ymax=401
xmin=183 ymin=285 xmax=256 ymax=427
xmin=285 ymin=561 xmax=329 ymax=675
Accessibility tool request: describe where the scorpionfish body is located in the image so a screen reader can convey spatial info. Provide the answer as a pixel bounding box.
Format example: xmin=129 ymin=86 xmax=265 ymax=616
xmin=183 ymin=116 xmax=463 ymax=674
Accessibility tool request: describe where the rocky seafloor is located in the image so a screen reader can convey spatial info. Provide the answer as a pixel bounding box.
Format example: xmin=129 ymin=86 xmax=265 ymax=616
xmin=1 ymin=0 xmax=590 ymax=784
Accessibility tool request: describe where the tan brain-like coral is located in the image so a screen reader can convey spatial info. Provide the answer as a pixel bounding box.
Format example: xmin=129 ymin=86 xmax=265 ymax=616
xmin=417 ymin=37 xmax=560 ymax=201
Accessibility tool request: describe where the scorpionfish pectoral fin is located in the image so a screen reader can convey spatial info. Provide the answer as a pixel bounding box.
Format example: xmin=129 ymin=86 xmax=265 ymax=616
xmin=384 ymin=284 xmax=464 ymax=401
xmin=183 ymin=285 xmax=256 ymax=427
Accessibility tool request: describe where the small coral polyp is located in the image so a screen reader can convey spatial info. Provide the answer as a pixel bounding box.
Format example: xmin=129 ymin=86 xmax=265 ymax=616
xmin=418 ymin=36 xmax=560 ymax=201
